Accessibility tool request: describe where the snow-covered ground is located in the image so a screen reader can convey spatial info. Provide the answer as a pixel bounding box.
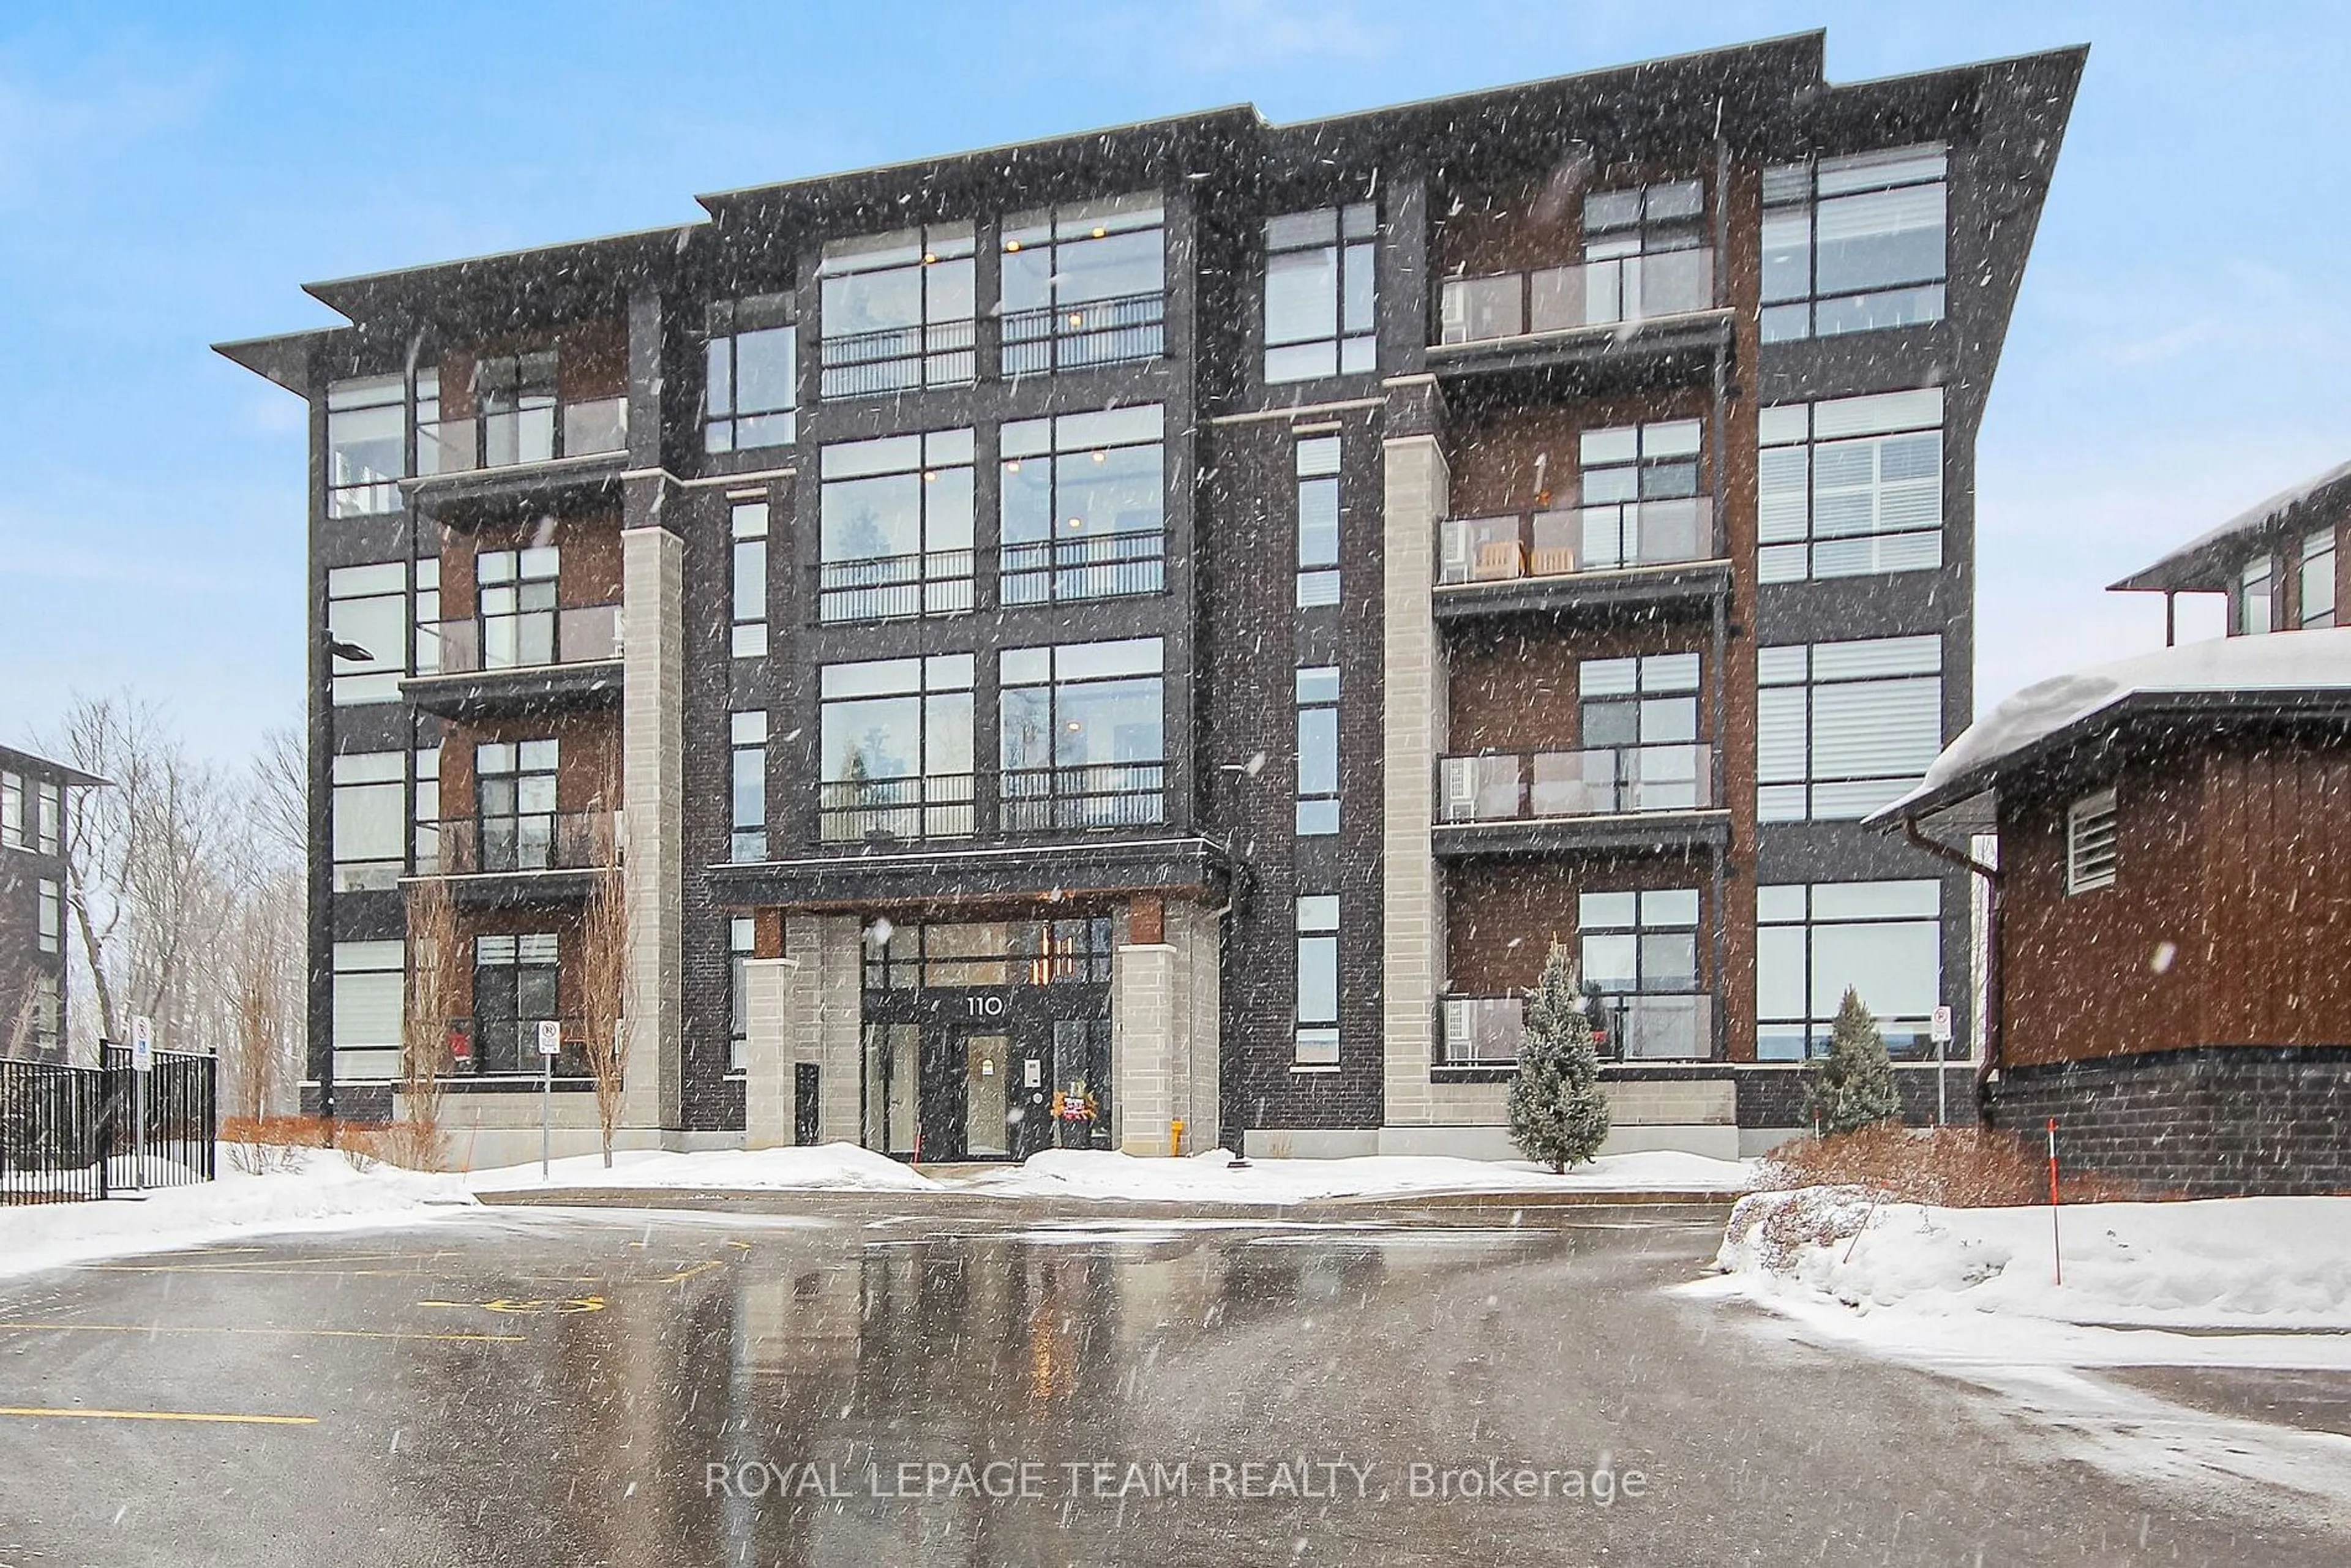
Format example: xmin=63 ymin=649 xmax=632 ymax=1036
xmin=469 ymin=1142 xmax=1752 ymax=1203
xmin=0 ymin=1149 xmax=473 ymax=1283
xmin=959 ymin=1147 xmax=1753 ymax=1203
xmin=468 ymin=1143 xmax=939 ymax=1194
xmin=1691 ymin=1188 xmax=2351 ymax=1510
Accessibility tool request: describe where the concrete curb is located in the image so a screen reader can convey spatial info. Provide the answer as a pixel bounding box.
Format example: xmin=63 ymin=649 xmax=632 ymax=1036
xmin=470 ymin=1185 xmax=1747 ymax=1224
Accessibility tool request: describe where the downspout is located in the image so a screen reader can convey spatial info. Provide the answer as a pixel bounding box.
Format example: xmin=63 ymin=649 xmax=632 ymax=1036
xmin=1897 ymin=819 xmax=2004 ymax=1094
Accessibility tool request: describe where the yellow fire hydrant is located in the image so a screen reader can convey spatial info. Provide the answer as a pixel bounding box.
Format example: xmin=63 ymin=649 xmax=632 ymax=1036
xmin=1170 ymin=1118 xmax=1185 ymax=1158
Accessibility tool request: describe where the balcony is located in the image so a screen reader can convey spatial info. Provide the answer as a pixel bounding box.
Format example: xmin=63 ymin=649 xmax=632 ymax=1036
xmin=1000 ymin=531 xmax=1166 ymax=606
xmin=407 ymin=397 xmax=629 ymax=526
xmin=1434 ymin=746 xmax=1725 ymax=858
xmin=818 ymin=774 xmax=977 ymax=844
xmin=814 ymin=552 xmax=975 ymax=624
xmin=1430 ymin=250 xmax=1725 ymax=383
xmin=1436 ymin=500 xmax=1725 ymax=618
xmin=414 ymin=811 xmax=617 ymax=905
xmin=1440 ymin=992 xmax=1715 ymax=1066
xmin=1000 ymin=291 xmax=1166 ymax=377
xmin=403 ymin=605 xmax=622 ymax=719
xmin=819 ymin=320 xmax=977 ymax=400
xmin=1001 ymin=761 xmax=1166 ymax=833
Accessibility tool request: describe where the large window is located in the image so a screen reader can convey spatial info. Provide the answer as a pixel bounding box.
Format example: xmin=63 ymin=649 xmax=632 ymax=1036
xmin=731 ymin=500 xmax=770 ymax=657
xmin=1582 ymin=179 xmax=1710 ymax=320
xmin=1760 ymin=389 xmax=1943 ymax=582
xmin=1295 ymin=666 xmax=1339 ymax=836
xmin=1758 ymin=636 xmax=1943 ymax=822
xmin=1579 ymin=419 xmax=1705 ymax=571
xmin=817 ymin=655 xmax=975 ymax=841
xmin=1758 ymin=880 xmax=1941 ymax=1060
xmin=326 ymin=563 xmax=407 ymax=705
xmin=330 ymin=939 xmax=403 ymax=1084
xmin=476 ymin=739 xmax=558 ymax=872
xmin=1002 ymin=196 xmax=1165 ymax=374
xmin=818 ymin=223 xmax=975 ymax=399
xmin=705 ymin=293 xmax=797 ymax=452
xmin=1263 ymin=204 xmax=1376 ymax=383
xmin=1000 ymin=639 xmax=1164 ymax=831
xmin=1295 ymin=435 xmax=1341 ymax=607
xmin=1295 ymin=894 xmax=1340 ymax=1067
xmin=475 ymin=351 xmax=558 ymax=467
xmin=2301 ymin=529 xmax=2338 ymax=629
xmin=817 ymin=429 xmax=975 ymax=621
xmin=864 ymin=918 xmax=1115 ymax=991
xmin=413 ymin=745 xmax=441 ymax=874
xmin=476 ymin=546 xmax=559 ymax=669
xmin=730 ymin=711 xmax=767 ymax=863
xmin=0 ymin=772 xmax=18 ymax=849
xmin=332 ymin=751 xmax=405 ymax=892
xmin=327 ymin=373 xmax=406 ymax=518
xmin=1762 ymin=145 xmax=1947 ymax=342
xmin=1580 ymin=890 xmax=1706 ymax=1059
xmin=471 ymin=933 xmax=561 ymax=1076
xmin=36 ymin=878 xmax=58 ymax=956
xmin=1580 ymin=653 xmax=1706 ymax=813
xmin=1000 ymin=406 xmax=1164 ymax=604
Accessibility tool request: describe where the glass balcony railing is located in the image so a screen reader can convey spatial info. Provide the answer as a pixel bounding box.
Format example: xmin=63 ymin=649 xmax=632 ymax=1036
xmin=1440 ymin=991 xmax=1714 ymax=1065
xmin=1438 ymin=745 xmax=1713 ymax=823
xmin=418 ymin=396 xmax=628 ymax=476
xmin=1437 ymin=248 xmax=1714 ymax=347
xmin=1438 ymin=498 xmax=1714 ymax=585
xmin=419 ymin=811 xmax=616 ymax=876
xmin=427 ymin=604 xmax=621 ymax=675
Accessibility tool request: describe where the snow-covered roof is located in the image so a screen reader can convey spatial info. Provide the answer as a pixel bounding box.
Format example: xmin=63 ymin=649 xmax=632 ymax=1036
xmin=2111 ymin=457 xmax=2351 ymax=594
xmin=1869 ymin=628 xmax=2351 ymax=824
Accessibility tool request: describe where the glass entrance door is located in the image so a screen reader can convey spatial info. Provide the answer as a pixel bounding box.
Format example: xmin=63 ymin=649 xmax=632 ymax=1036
xmin=961 ymin=1032 xmax=1011 ymax=1159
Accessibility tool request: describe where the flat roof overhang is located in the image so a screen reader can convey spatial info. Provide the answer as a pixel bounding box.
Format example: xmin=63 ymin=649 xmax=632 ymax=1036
xmin=1433 ymin=559 xmax=1732 ymax=625
xmin=707 ymin=835 xmax=1239 ymax=912
xmin=401 ymin=870 xmax=599 ymax=909
xmin=403 ymin=452 xmax=631 ymax=531
xmin=400 ymin=663 xmax=623 ymax=722
xmin=1426 ymin=312 xmax=1733 ymax=398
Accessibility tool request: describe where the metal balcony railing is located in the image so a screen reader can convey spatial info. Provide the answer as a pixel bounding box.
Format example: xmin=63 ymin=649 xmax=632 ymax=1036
xmin=813 ymin=551 xmax=975 ymax=623
xmin=1437 ymin=247 xmax=1714 ymax=346
xmin=818 ymin=773 xmax=978 ymax=843
xmin=1000 ymin=290 xmax=1167 ymax=375
xmin=428 ymin=604 xmax=621 ymax=675
xmin=1439 ymin=991 xmax=1715 ymax=1064
xmin=417 ymin=396 xmax=628 ymax=475
xmin=1000 ymin=530 xmax=1166 ymax=605
xmin=1439 ymin=498 xmax=1714 ymax=585
xmin=419 ymin=811 xmax=617 ymax=876
xmin=1000 ymin=761 xmax=1166 ymax=833
xmin=818 ymin=319 xmax=977 ymax=400
xmin=1438 ymin=745 xmax=1713 ymax=823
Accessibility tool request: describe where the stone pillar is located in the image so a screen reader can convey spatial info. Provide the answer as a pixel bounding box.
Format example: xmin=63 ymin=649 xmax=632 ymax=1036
xmin=619 ymin=523 xmax=683 ymax=1139
xmin=745 ymin=914 xmax=862 ymax=1149
xmin=741 ymin=956 xmax=795 ymax=1149
xmin=1113 ymin=899 xmax=1221 ymax=1155
xmin=1381 ymin=413 xmax=1450 ymax=1131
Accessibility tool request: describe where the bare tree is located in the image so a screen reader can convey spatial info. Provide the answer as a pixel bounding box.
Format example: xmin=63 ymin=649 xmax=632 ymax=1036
xmin=578 ymin=786 xmax=631 ymax=1168
xmin=397 ymin=875 xmax=465 ymax=1171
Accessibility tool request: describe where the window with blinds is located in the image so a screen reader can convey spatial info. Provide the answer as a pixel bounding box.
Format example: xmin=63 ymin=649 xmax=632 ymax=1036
xmin=1758 ymin=635 xmax=1944 ymax=821
xmin=1759 ymin=388 xmax=1943 ymax=583
xmin=1761 ymin=144 xmax=1948 ymax=342
xmin=331 ymin=939 xmax=405 ymax=1081
xmin=2066 ymin=789 xmax=2118 ymax=894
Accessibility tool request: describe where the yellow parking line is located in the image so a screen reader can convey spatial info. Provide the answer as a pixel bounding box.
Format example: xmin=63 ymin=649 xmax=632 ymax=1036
xmin=0 ymin=1322 xmax=524 ymax=1345
xmin=0 ymin=1406 xmax=317 ymax=1426
xmin=658 ymin=1259 xmax=724 ymax=1285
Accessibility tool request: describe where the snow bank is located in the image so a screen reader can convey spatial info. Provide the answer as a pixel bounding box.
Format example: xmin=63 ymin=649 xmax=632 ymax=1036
xmin=963 ymin=1147 xmax=1753 ymax=1204
xmin=468 ymin=1142 xmax=939 ymax=1195
xmin=1714 ymin=1188 xmax=2351 ymax=1333
xmin=0 ymin=1149 xmax=473 ymax=1283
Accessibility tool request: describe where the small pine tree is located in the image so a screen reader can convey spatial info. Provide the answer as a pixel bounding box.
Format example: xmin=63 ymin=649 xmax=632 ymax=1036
xmin=1508 ymin=942 xmax=1611 ymax=1172
xmin=1803 ymin=988 xmax=1903 ymax=1136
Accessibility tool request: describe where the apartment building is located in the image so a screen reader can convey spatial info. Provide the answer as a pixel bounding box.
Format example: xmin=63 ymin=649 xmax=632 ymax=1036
xmin=219 ymin=31 xmax=2082 ymax=1165
xmin=0 ymin=745 xmax=99 ymax=1063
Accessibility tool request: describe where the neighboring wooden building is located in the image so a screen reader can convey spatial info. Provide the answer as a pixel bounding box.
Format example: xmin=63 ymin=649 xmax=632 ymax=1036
xmin=1870 ymin=629 xmax=2351 ymax=1195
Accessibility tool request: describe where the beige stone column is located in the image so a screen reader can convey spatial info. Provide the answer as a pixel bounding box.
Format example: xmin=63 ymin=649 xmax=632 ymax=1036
xmin=1112 ymin=900 xmax=1221 ymax=1155
xmin=618 ymin=523 xmax=683 ymax=1139
xmin=750 ymin=914 xmax=863 ymax=1148
xmin=741 ymin=956 xmax=795 ymax=1149
xmin=1381 ymin=426 xmax=1450 ymax=1130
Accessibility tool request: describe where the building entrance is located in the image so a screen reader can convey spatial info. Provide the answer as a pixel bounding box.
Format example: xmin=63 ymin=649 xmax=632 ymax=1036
xmin=860 ymin=915 xmax=1117 ymax=1162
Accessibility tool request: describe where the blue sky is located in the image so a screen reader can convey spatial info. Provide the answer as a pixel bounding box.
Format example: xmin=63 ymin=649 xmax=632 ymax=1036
xmin=1 ymin=1 xmax=2342 ymax=762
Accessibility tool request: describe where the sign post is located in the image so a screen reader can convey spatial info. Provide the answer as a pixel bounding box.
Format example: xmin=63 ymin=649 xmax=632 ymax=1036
xmin=1929 ymin=1005 xmax=1955 ymax=1126
xmin=537 ymin=1020 xmax=563 ymax=1180
xmin=131 ymin=1015 xmax=154 ymax=1193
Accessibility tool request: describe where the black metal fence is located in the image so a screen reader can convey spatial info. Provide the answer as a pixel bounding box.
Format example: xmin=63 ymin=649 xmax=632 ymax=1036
xmin=0 ymin=1047 xmax=217 ymax=1206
